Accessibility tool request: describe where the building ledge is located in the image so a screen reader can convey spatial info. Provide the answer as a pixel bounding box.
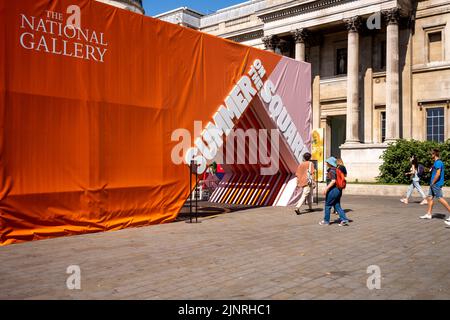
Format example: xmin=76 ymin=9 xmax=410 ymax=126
xmin=340 ymin=142 xmax=388 ymax=149
xmin=373 ymin=71 xmax=386 ymax=78
xmin=320 ymin=75 xmax=347 ymax=84
xmin=216 ymin=25 xmax=264 ymax=40
xmin=226 ymin=30 xmax=264 ymax=43
xmin=320 ymin=97 xmax=346 ymax=104
xmin=417 ymin=98 xmax=450 ymax=109
xmin=413 ymin=61 xmax=450 ymax=73
xmin=257 ymin=0 xmax=357 ymax=23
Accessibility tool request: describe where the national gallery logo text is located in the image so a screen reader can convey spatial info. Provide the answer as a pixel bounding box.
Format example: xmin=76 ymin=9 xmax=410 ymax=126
xmin=19 ymin=5 xmax=108 ymax=63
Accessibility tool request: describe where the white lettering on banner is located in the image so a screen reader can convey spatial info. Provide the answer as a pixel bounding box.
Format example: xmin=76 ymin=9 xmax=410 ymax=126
xmin=185 ymin=60 xmax=307 ymax=174
xmin=19 ymin=6 xmax=108 ymax=63
xmin=261 ymin=80 xmax=307 ymax=162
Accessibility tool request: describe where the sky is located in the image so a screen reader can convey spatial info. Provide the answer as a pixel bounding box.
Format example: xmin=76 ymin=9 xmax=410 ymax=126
xmin=143 ymin=0 xmax=246 ymax=17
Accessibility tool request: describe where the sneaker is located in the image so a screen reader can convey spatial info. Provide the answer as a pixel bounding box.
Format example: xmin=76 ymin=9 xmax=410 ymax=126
xmin=339 ymin=220 xmax=349 ymax=226
xmin=295 ymin=209 xmax=301 ymax=215
xmin=445 ymin=220 xmax=450 ymax=227
xmin=420 ymin=199 xmax=428 ymax=205
xmin=446 ymin=216 xmax=450 ymax=222
xmin=420 ymin=214 xmax=432 ymax=220
xmin=319 ymin=221 xmax=329 ymax=226
xmin=400 ymin=198 xmax=408 ymax=204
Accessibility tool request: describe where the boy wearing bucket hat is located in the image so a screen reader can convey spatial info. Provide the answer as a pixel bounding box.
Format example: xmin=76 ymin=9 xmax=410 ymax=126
xmin=319 ymin=156 xmax=349 ymax=226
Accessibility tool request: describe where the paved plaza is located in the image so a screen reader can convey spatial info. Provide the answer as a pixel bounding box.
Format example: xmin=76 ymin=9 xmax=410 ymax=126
xmin=1 ymin=195 xmax=450 ymax=300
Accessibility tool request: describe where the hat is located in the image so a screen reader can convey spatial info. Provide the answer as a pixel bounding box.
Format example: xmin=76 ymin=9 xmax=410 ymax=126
xmin=326 ymin=157 xmax=337 ymax=167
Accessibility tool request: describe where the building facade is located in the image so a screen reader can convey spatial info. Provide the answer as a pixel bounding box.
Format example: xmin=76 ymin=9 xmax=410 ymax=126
xmin=157 ymin=0 xmax=450 ymax=182
xmin=96 ymin=0 xmax=145 ymax=14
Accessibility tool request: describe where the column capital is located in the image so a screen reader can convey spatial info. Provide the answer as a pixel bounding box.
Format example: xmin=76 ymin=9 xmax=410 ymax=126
xmin=291 ymin=28 xmax=309 ymax=44
xmin=262 ymin=35 xmax=280 ymax=51
xmin=344 ymin=16 xmax=362 ymax=33
xmin=382 ymin=7 xmax=400 ymax=25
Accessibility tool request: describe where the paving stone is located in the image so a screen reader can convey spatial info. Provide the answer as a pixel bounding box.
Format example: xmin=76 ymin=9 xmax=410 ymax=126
xmin=0 ymin=195 xmax=449 ymax=299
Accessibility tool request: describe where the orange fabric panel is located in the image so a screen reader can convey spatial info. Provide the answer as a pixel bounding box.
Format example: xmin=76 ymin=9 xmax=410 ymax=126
xmin=0 ymin=0 xmax=282 ymax=245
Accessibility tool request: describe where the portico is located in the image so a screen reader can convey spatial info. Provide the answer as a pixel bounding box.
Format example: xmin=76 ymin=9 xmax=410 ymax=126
xmin=257 ymin=2 xmax=411 ymax=181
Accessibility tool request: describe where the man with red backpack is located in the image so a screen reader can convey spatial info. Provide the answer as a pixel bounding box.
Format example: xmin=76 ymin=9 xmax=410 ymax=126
xmin=319 ymin=157 xmax=349 ymax=226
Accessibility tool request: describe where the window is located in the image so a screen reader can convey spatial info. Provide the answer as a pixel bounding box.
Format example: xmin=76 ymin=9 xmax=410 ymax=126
xmin=336 ymin=48 xmax=347 ymax=75
xmin=381 ymin=111 xmax=386 ymax=142
xmin=426 ymin=107 xmax=444 ymax=142
xmin=428 ymin=31 xmax=443 ymax=62
xmin=380 ymin=41 xmax=386 ymax=69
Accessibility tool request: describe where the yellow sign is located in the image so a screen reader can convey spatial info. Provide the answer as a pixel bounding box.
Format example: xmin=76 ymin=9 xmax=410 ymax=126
xmin=311 ymin=128 xmax=325 ymax=181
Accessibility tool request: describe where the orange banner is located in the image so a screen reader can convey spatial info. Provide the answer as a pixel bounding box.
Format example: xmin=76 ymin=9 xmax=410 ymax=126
xmin=0 ymin=0 xmax=283 ymax=245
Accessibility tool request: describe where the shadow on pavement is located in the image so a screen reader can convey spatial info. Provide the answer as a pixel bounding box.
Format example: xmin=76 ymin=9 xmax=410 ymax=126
xmin=176 ymin=201 xmax=262 ymax=222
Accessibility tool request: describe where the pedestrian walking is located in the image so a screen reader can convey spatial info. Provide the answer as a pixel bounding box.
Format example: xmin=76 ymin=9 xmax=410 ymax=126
xmin=400 ymin=155 xmax=428 ymax=205
xmin=319 ymin=157 xmax=349 ymax=226
xmin=332 ymin=158 xmax=347 ymax=215
xmin=294 ymin=152 xmax=315 ymax=215
xmin=419 ymin=149 xmax=450 ymax=225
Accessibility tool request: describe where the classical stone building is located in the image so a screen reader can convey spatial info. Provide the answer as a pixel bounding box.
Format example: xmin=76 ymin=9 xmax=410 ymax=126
xmin=158 ymin=0 xmax=450 ymax=182
xmin=96 ymin=0 xmax=145 ymax=14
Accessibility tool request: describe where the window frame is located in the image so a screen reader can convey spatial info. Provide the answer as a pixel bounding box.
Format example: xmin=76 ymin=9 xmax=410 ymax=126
xmin=422 ymin=105 xmax=448 ymax=143
xmin=423 ymin=25 xmax=445 ymax=63
xmin=335 ymin=47 xmax=348 ymax=76
xmin=380 ymin=111 xmax=386 ymax=143
xmin=374 ymin=105 xmax=386 ymax=144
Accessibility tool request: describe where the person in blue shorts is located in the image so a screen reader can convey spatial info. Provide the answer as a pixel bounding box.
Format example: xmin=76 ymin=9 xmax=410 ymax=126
xmin=419 ymin=149 xmax=450 ymax=227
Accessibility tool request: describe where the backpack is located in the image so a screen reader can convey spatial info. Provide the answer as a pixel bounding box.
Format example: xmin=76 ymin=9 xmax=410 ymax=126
xmin=417 ymin=164 xmax=425 ymax=178
xmin=336 ymin=167 xmax=347 ymax=190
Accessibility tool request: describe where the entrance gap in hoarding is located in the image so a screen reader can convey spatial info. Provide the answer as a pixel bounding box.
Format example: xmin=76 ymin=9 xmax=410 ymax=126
xmin=186 ymin=160 xmax=200 ymax=224
xmin=312 ymin=159 xmax=319 ymax=205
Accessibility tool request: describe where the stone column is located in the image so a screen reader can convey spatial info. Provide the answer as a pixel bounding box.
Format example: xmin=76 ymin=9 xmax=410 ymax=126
xmin=262 ymin=35 xmax=281 ymax=53
xmin=401 ymin=25 xmax=413 ymax=140
xmin=362 ymin=33 xmax=374 ymax=144
xmin=321 ymin=117 xmax=332 ymax=159
xmin=344 ymin=16 xmax=362 ymax=144
xmin=383 ymin=8 xmax=400 ymax=142
xmin=310 ymin=44 xmax=321 ymax=130
xmin=291 ymin=28 xmax=308 ymax=61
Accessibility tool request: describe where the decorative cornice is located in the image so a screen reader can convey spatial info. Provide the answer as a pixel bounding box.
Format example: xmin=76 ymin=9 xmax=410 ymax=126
xmin=228 ymin=30 xmax=264 ymax=43
xmin=291 ymin=28 xmax=309 ymax=44
xmin=417 ymin=98 xmax=450 ymax=107
xmin=262 ymin=34 xmax=280 ymax=51
xmin=382 ymin=7 xmax=400 ymax=25
xmin=344 ymin=15 xmax=362 ymax=33
xmin=258 ymin=0 xmax=356 ymax=23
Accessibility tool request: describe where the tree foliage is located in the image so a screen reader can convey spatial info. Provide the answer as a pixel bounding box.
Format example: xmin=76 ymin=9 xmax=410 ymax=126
xmin=377 ymin=139 xmax=450 ymax=186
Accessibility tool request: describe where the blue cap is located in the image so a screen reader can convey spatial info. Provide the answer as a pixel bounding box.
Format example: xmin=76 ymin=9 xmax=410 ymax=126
xmin=326 ymin=157 xmax=337 ymax=167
